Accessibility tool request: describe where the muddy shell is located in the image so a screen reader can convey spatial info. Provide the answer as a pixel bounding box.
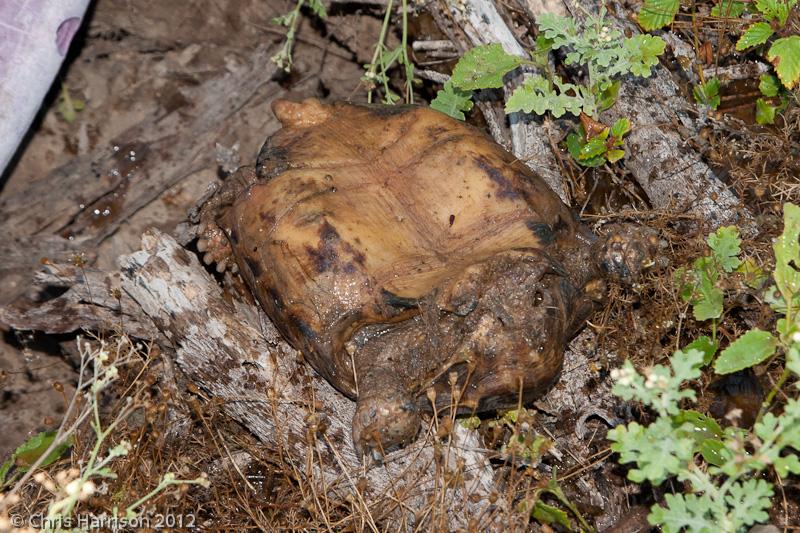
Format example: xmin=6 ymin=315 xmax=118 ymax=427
xmin=198 ymin=98 xmax=656 ymax=456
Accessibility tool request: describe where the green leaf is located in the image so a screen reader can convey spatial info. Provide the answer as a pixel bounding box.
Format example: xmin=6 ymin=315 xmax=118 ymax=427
xmin=693 ymin=77 xmax=721 ymax=109
xmin=565 ymin=132 xmax=606 ymax=167
xmin=0 ymin=431 xmax=73 ymax=486
xmin=711 ymin=0 xmax=747 ymax=17
xmin=536 ymin=13 xmax=578 ymax=49
xmin=532 ymin=501 xmax=572 ymax=528
xmin=714 ymin=329 xmax=778 ymax=374
xmin=624 ymin=34 xmax=667 ymax=77
xmin=768 ymin=36 xmax=800 ymax=89
xmin=755 ymin=0 xmax=779 ymax=17
xmin=725 ymin=479 xmax=773 ymax=529
xmin=649 ymin=492 xmax=717 ymax=531
xmin=759 ymin=73 xmax=781 ymax=97
xmin=597 ymin=80 xmax=621 ymax=112
xmin=737 ymin=257 xmax=769 ymax=289
xmin=693 ymin=285 xmax=723 ymax=321
xmin=307 ymin=0 xmax=327 ymax=18
xmin=755 ymin=0 xmax=793 ymax=24
xmin=673 ymin=409 xmax=723 ymax=439
xmin=788 ymin=344 xmax=800 ymax=378
xmin=773 ymin=202 xmax=800 ymax=306
xmin=756 ymin=98 xmax=778 ymax=124
xmin=774 ymin=454 xmax=800 ymax=477
xmin=505 ymin=75 xmax=585 ymax=117
xmin=580 ymin=136 xmax=608 ymax=160
xmin=699 ymin=439 xmax=727 ymax=466
xmin=611 ymin=350 xmax=703 ymax=417
xmin=708 ymin=226 xmax=742 ymax=273
xmin=94 ymin=467 xmax=119 ymax=479
xmin=685 ymin=335 xmax=718 ymax=365
xmin=609 ymin=418 xmax=695 ymax=484
xmin=692 ymin=80 xmax=721 ymax=110
xmin=606 ymin=149 xmax=625 ymax=163
xmin=610 ymin=117 xmax=631 ymax=138
xmin=530 ymin=35 xmax=555 ymax=68
xmin=430 ymin=81 xmax=474 ymax=120
xmin=736 ymin=22 xmax=775 ymax=51
xmin=0 ymin=458 xmax=12 ymax=487
xmin=450 ymin=44 xmax=524 ymax=90
xmin=638 ymin=0 xmax=680 ymax=30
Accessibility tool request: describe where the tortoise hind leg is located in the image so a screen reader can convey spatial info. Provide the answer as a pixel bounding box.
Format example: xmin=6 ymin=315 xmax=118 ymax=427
xmin=196 ymin=166 xmax=258 ymax=273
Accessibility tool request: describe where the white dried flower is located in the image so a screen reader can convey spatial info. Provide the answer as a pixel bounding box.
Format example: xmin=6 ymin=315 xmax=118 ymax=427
xmin=645 ymin=372 xmax=668 ymax=390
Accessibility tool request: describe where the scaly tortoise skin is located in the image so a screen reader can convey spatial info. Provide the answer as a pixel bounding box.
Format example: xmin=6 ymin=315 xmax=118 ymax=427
xmin=198 ymin=98 xmax=657 ymax=457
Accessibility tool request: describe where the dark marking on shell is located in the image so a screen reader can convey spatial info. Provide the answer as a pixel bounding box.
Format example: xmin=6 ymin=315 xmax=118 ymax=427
xmin=259 ymin=212 xmax=275 ymax=225
xmin=256 ymin=144 xmax=290 ymax=179
xmin=306 ymin=221 xmax=341 ymax=273
xmin=288 ymin=313 xmax=317 ymax=342
xmin=359 ymin=103 xmax=416 ymax=118
xmin=244 ymin=255 xmax=263 ymax=278
xmin=266 ymin=286 xmax=284 ymax=310
xmin=525 ymin=221 xmax=554 ymax=245
xmin=381 ymin=289 xmax=420 ymax=309
xmin=473 ymin=155 xmax=519 ymax=199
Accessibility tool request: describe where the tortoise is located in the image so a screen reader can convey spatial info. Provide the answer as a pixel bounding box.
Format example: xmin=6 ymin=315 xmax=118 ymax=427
xmin=197 ymin=98 xmax=657 ymax=457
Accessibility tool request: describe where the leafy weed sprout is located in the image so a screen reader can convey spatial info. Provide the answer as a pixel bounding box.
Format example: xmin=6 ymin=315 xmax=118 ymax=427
xmin=609 ymin=203 xmax=800 ymax=531
xmin=0 ymin=335 xmax=208 ymax=530
xmin=432 ymin=8 xmax=665 ymax=166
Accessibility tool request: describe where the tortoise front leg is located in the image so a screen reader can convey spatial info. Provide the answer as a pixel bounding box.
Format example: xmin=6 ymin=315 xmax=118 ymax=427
xmin=351 ymin=365 xmax=421 ymax=460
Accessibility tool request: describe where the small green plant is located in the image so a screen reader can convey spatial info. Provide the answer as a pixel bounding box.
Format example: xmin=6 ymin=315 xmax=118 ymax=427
xmin=711 ymin=0 xmax=747 ymax=17
xmin=566 ymin=116 xmax=631 ymax=167
xmin=735 ymin=0 xmax=800 ymax=89
xmin=519 ymin=474 xmax=596 ymax=531
xmin=0 ymin=336 xmax=209 ymax=527
xmin=0 ymin=431 xmax=73 ymax=489
xmin=435 ymin=11 xmax=665 ymax=120
xmin=674 ymin=225 xmax=767 ymax=353
xmin=486 ymin=408 xmax=551 ymax=465
xmin=362 ymin=0 xmax=414 ymax=103
xmin=756 ymin=73 xmax=791 ymax=124
xmin=271 ymin=0 xmax=327 ymax=72
xmin=432 ymin=10 xmax=665 ymax=167
xmin=57 ymin=84 xmax=85 ymax=124
xmin=693 ymin=77 xmax=721 ymax=109
xmin=459 ymin=410 xmax=592 ymax=529
xmin=609 ymin=203 xmax=800 ymax=532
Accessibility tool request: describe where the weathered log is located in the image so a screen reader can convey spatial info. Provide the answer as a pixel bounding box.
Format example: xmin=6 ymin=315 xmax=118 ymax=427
xmin=117 ymin=229 xmax=503 ymax=528
xmin=0 ymin=263 xmax=157 ymax=340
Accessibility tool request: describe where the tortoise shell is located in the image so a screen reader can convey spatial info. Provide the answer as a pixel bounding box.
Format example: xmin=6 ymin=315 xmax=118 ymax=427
xmin=198 ymin=98 xmax=656 ymax=455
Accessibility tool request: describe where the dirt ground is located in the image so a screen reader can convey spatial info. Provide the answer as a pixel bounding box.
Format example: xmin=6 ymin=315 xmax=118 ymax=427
xmin=1 ymin=0 xmax=799 ymax=530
